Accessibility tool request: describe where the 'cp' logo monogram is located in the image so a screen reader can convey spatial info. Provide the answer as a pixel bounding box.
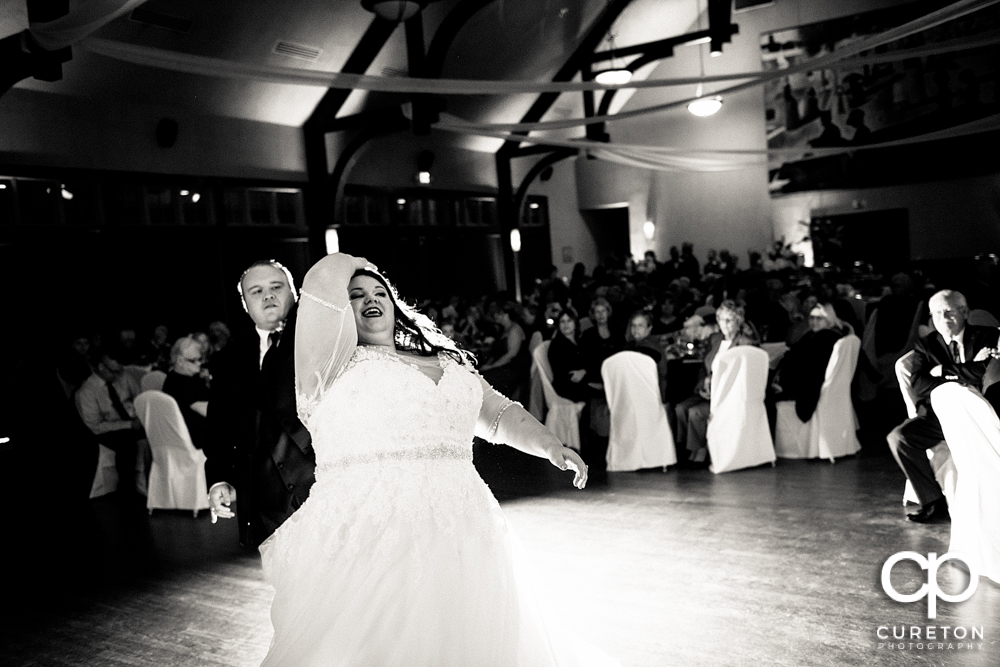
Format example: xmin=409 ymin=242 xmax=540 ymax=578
xmin=881 ymin=551 xmax=979 ymax=619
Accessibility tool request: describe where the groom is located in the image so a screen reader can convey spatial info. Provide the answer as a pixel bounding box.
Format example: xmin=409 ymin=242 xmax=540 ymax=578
xmin=207 ymin=260 xmax=316 ymax=547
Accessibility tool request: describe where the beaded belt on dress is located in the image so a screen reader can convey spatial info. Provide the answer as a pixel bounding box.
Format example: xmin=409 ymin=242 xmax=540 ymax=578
xmin=316 ymin=443 xmax=472 ymax=471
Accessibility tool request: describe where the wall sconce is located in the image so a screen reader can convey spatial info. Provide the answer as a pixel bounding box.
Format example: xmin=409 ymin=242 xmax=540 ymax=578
xmin=417 ymin=171 xmax=431 ymax=185
xmin=325 ymin=228 xmax=340 ymax=255
xmin=510 ymin=228 xmax=522 ymax=253
xmin=643 ymin=220 xmax=656 ymax=241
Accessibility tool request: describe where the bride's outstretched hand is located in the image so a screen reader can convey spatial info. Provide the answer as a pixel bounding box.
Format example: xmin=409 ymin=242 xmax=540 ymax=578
xmin=551 ymin=446 xmax=588 ymax=489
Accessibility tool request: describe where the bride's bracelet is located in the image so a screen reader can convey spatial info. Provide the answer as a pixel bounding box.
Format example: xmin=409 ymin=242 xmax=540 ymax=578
xmin=488 ymin=399 xmax=521 ymax=441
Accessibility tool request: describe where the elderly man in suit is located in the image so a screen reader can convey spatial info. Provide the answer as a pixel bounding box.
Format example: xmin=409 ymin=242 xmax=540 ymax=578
xmin=207 ymin=260 xmax=315 ymax=547
xmin=886 ymin=289 xmax=999 ymax=523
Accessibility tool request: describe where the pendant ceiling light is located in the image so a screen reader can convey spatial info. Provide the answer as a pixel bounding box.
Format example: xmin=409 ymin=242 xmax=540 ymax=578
xmin=361 ymin=0 xmax=426 ymax=22
xmin=687 ymin=0 xmax=722 ymax=117
xmin=593 ymin=30 xmax=631 ymax=86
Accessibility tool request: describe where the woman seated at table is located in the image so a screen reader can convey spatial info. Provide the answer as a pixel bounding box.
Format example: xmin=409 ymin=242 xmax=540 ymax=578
xmin=548 ymin=307 xmax=600 ymax=403
xmin=674 ymin=300 xmax=759 ymax=464
xmin=580 ymin=298 xmax=623 ymax=381
xmin=652 ymin=293 xmax=683 ymax=336
xmin=479 ymin=301 xmax=530 ymax=400
xmin=161 ymin=335 xmax=211 ymax=449
xmin=623 ymin=310 xmax=668 ymax=403
xmin=770 ymin=303 xmax=850 ymax=423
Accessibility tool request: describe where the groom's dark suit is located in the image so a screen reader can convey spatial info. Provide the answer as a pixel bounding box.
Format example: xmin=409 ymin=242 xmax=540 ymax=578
xmin=207 ymin=307 xmax=316 ymax=547
xmin=887 ymin=323 xmax=999 ymax=507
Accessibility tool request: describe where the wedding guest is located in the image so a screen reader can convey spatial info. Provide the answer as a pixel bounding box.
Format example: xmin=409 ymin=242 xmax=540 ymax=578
xmin=674 ymin=300 xmax=759 ymax=464
xmin=548 ymin=307 xmax=596 ymax=403
xmin=886 ymin=290 xmax=998 ymax=523
xmin=580 ymin=298 xmax=622 ymax=381
xmin=142 ymin=324 xmax=171 ymax=370
xmin=162 ymin=336 xmax=211 ymax=450
xmin=117 ymin=328 xmax=140 ymax=365
xmin=75 ymin=346 xmax=145 ymax=500
xmin=479 ymin=301 xmax=530 ymax=400
xmin=208 ymin=321 xmax=232 ymax=356
xmin=624 ymin=310 xmax=667 ymax=403
xmin=651 ymin=293 xmax=682 ymax=336
xmin=440 ymin=318 xmax=458 ymax=341
xmin=770 ymin=304 xmax=849 ymax=423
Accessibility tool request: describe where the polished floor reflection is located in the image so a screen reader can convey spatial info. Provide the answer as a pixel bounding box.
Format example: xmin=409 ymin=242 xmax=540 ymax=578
xmin=2 ymin=453 xmax=997 ymax=667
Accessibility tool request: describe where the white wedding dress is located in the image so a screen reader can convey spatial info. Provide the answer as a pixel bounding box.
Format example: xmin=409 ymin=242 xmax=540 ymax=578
xmin=257 ymin=267 xmax=619 ymax=666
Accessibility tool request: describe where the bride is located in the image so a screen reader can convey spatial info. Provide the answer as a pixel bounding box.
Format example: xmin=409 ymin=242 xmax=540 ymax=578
xmin=258 ymin=252 xmax=619 ymax=666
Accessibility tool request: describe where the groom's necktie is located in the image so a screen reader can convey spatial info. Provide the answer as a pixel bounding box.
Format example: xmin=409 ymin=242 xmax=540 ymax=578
xmin=106 ymin=381 xmax=131 ymax=421
xmin=949 ymin=340 xmax=961 ymax=363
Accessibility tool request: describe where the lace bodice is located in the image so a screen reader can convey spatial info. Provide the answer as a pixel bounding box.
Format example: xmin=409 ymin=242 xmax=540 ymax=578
xmin=305 ymin=347 xmax=483 ymax=467
xmin=293 ymin=255 xmax=515 ymax=453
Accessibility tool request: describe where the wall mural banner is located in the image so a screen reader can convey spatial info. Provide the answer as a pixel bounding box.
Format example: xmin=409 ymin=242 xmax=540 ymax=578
xmin=763 ymin=0 xmax=1000 ymax=195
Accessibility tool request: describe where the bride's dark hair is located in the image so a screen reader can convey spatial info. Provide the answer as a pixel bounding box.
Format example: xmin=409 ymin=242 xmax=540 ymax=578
xmin=352 ymin=268 xmax=474 ymax=366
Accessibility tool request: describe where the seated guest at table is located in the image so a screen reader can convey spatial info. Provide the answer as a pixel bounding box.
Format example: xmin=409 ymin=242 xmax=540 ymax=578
xmin=75 ymin=346 xmax=145 ymax=500
xmin=208 ymin=321 xmax=231 ymax=356
xmin=624 ymin=310 xmax=667 ymax=403
xmin=886 ymin=289 xmax=999 ymax=523
xmin=141 ymin=324 xmax=172 ymax=371
xmin=479 ymin=301 xmax=530 ymax=400
xmin=580 ymin=298 xmax=622 ymax=380
xmin=652 ymin=293 xmax=683 ymax=336
xmin=548 ymin=307 xmax=598 ymax=403
xmin=162 ymin=335 xmax=211 ymax=450
xmin=675 ymin=300 xmax=759 ymax=464
xmin=770 ymin=303 xmax=849 ymax=423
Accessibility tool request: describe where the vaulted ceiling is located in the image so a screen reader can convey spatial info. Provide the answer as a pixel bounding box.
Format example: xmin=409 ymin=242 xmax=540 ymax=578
xmin=2 ymin=0 xmax=713 ymax=151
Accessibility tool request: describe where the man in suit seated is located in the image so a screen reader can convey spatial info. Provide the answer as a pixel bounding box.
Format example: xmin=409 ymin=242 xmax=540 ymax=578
xmin=207 ymin=260 xmax=315 ymax=547
xmin=886 ymin=290 xmax=999 ymax=523
xmin=75 ymin=345 xmax=146 ymax=501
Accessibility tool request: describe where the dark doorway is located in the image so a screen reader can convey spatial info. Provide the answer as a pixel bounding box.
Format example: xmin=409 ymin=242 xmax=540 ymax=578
xmin=581 ymin=207 xmax=630 ymax=270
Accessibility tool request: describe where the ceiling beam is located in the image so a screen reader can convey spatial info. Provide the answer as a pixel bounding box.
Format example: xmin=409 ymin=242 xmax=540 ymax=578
xmin=305 ymin=17 xmax=400 ymax=134
xmin=424 ymin=0 xmax=497 ymax=78
xmin=496 ymin=0 xmax=634 ymax=158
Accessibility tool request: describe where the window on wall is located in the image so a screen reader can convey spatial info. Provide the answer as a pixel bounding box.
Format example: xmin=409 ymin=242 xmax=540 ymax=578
xmin=341 ymin=186 xmax=507 ymax=229
xmin=225 ymin=187 xmax=305 ymax=227
xmin=0 ymin=174 xmax=304 ymax=228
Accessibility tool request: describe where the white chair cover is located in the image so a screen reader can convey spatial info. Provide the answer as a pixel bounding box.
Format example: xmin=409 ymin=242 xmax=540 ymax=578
xmin=531 ymin=341 xmax=585 ymax=452
xmin=930 ymin=383 xmax=1000 ymax=583
xmin=774 ymin=335 xmax=862 ymax=462
xmin=141 ymin=370 xmax=167 ymax=392
xmin=527 ymin=363 xmax=546 ymax=422
xmin=135 ymin=390 xmax=209 ymax=513
xmin=706 ymin=346 xmax=775 ymax=473
xmin=601 ymin=352 xmax=677 ymax=472
xmin=88 ymin=443 xmax=118 ymax=498
xmin=895 ymin=352 xmax=956 ymax=506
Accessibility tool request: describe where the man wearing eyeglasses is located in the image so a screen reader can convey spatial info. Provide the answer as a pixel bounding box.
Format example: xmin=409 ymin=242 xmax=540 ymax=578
xmin=206 ymin=260 xmax=315 ymax=548
xmin=75 ymin=346 xmax=145 ymax=501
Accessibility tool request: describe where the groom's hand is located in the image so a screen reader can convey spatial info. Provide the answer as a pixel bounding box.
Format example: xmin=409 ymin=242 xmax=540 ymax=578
xmin=208 ymin=483 xmax=236 ymax=523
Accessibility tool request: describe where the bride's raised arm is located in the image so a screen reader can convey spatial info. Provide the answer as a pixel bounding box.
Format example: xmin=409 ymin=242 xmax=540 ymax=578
xmin=294 ymin=253 xmax=368 ymax=424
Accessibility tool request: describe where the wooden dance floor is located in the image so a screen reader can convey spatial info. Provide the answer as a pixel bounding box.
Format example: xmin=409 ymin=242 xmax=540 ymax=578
xmin=2 ymin=451 xmax=997 ymax=667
